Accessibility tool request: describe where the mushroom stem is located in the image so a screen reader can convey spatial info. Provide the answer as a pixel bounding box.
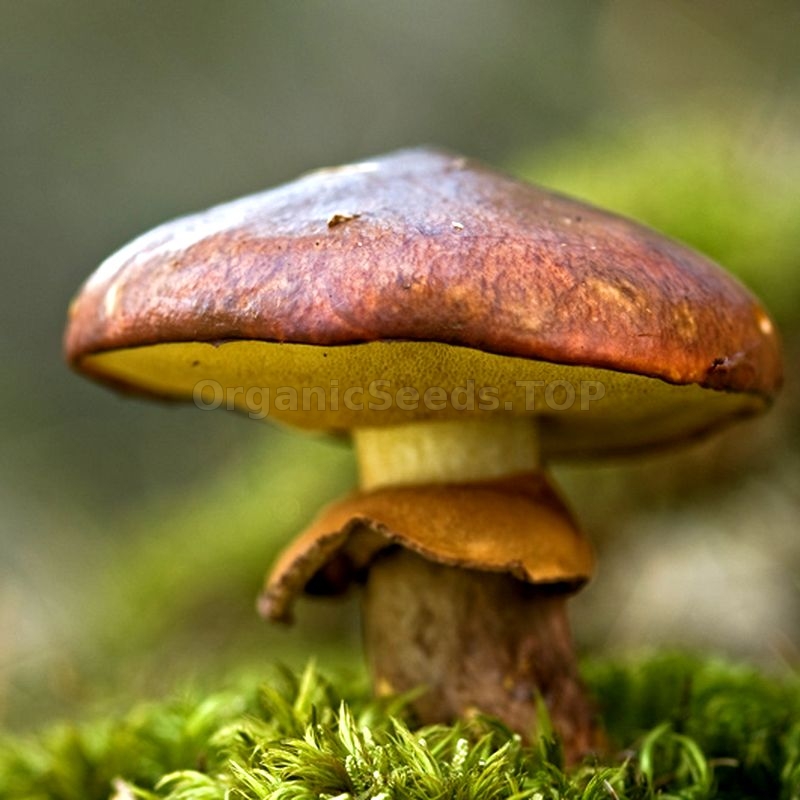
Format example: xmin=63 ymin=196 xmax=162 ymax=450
xmin=353 ymin=417 xmax=540 ymax=490
xmin=352 ymin=417 xmax=598 ymax=758
xmin=363 ymin=547 xmax=598 ymax=763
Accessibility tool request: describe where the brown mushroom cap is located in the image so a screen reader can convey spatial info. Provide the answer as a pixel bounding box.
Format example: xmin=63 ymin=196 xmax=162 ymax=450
xmin=64 ymin=147 xmax=782 ymax=457
xmin=259 ymin=473 xmax=593 ymax=622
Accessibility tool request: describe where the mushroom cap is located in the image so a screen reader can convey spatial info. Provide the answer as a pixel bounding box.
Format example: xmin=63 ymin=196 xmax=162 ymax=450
xmin=259 ymin=472 xmax=593 ymax=623
xmin=64 ymin=147 xmax=782 ymax=457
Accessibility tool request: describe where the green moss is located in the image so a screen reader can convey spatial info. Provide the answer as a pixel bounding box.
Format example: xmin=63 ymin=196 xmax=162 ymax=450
xmin=2 ymin=655 xmax=799 ymax=800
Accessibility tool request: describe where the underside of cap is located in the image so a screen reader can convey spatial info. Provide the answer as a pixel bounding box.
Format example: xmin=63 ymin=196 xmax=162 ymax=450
xmin=259 ymin=473 xmax=594 ymax=623
xmin=65 ymin=147 xmax=782 ymax=455
xmin=79 ymin=338 xmax=765 ymax=458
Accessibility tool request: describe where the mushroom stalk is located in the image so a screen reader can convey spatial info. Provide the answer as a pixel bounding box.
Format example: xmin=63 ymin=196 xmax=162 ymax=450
xmin=353 ymin=417 xmax=540 ymax=490
xmin=353 ymin=418 xmax=597 ymax=761
xmin=363 ymin=548 xmax=596 ymax=762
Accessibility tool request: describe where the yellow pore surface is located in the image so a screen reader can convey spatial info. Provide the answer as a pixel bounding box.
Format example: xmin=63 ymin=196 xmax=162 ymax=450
xmin=83 ymin=339 xmax=763 ymax=458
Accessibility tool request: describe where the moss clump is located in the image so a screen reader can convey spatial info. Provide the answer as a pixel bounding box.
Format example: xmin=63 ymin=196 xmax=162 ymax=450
xmin=1 ymin=654 xmax=799 ymax=800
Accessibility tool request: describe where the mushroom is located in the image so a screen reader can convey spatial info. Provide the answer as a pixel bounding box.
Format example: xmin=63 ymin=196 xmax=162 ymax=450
xmin=63 ymin=147 xmax=782 ymax=761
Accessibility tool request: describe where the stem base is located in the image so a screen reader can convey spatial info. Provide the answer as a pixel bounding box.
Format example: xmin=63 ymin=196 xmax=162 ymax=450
xmin=363 ymin=548 xmax=599 ymax=762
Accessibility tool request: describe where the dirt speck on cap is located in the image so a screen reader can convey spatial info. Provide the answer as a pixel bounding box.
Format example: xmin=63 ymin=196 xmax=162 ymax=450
xmin=328 ymin=212 xmax=361 ymax=228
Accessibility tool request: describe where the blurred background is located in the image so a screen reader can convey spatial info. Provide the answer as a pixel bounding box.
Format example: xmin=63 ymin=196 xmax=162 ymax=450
xmin=1 ymin=0 xmax=798 ymax=732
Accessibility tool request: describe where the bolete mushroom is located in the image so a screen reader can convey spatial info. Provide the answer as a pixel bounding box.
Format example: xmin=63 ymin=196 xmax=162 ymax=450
xmin=64 ymin=147 xmax=782 ymax=761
